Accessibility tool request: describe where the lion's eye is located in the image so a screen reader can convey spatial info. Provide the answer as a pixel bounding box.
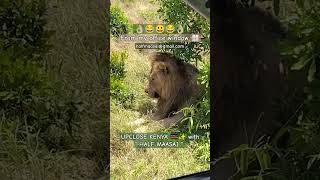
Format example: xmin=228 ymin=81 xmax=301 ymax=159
xmin=151 ymin=78 xmax=155 ymax=81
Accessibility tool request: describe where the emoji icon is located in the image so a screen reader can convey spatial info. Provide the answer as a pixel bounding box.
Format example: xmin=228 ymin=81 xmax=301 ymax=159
xmin=166 ymin=24 xmax=174 ymax=33
xmin=145 ymin=24 xmax=153 ymax=33
xmin=177 ymin=24 xmax=184 ymax=34
xmin=179 ymin=133 xmax=186 ymax=140
xmin=156 ymin=24 xmax=164 ymax=33
xmin=191 ymin=34 xmax=200 ymax=42
xmin=136 ymin=24 xmax=143 ymax=34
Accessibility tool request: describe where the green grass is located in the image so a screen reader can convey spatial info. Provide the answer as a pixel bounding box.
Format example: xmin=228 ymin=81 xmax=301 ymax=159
xmin=111 ymin=0 xmax=162 ymax=24
xmin=0 ymin=0 xmax=208 ymax=179
xmin=44 ymin=0 xmax=108 ymax=178
xmin=0 ymin=0 xmax=108 ymax=179
xmin=109 ymin=1 xmax=209 ymax=179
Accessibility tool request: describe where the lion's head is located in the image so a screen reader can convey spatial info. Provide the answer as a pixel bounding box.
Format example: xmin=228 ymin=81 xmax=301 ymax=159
xmin=144 ymin=52 xmax=199 ymax=120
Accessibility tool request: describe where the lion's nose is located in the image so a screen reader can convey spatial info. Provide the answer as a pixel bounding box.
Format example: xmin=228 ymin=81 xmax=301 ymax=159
xmin=144 ymin=88 xmax=149 ymax=94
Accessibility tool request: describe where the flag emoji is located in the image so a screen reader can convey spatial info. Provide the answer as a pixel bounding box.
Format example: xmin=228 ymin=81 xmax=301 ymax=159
xmin=169 ymin=133 xmax=179 ymax=139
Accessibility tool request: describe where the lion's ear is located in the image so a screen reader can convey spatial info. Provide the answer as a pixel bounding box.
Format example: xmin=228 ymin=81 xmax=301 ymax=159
xmin=149 ymin=53 xmax=159 ymax=62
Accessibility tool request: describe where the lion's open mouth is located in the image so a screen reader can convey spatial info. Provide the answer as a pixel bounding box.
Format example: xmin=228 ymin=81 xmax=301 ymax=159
xmin=154 ymin=92 xmax=160 ymax=99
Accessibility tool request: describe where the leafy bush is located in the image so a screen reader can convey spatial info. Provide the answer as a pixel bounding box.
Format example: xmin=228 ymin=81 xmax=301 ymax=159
xmin=0 ymin=0 xmax=52 ymax=61
xmin=110 ymin=77 xmax=135 ymax=108
xmin=157 ymin=0 xmax=210 ymax=63
xmin=179 ymin=60 xmax=210 ymax=132
xmin=110 ymin=50 xmax=135 ymax=108
xmin=282 ymin=2 xmax=319 ymax=83
xmin=111 ymin=51 xmax=127 ymax=80
xmin=173 ymin=60 xmax=210 ymax=162
xmin=190 ymin=132 xmax=210 ymax=162
xmin=1 ymin=0 xmax=108 ymax=178
xmin=0 ymin=0 xmax=84 ymax=153
xmin=110 ymin=5 xmax=129 ymax=37
xmin=0 ymin=50 xmax=84 ymax=152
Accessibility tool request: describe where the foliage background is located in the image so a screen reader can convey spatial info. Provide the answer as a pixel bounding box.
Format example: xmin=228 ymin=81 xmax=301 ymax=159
xmin=1 ymin=0 xmax=319 ymax=179
xmin=213 ymin=0 xmax=320 ymax=179
xmin=0 ymin=0 xmax=108 ymax=179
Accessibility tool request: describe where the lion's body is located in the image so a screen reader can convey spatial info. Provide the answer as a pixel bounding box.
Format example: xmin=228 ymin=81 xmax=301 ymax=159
xmin=144 ymin=53 xmax=200 ymax=127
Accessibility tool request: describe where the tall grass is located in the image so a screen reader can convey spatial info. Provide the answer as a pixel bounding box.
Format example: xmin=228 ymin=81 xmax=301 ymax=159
xmin=44 ymin=0 xmax=108 ymax=178
xmin=0 ymin=0 xmax=108 ymax=179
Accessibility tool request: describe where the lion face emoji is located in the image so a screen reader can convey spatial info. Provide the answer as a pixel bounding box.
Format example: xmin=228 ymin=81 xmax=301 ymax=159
xmin=146 ymin=24 xmax=153 ymax=33
xmin=166 ymin=24 xmax=174 ymax=33
xmin=156 ymin=25 xmax=164 ymax=33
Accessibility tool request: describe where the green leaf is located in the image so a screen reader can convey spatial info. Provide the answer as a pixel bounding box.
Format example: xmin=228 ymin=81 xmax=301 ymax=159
xmin=256 ymin=150 xmax=263 ymax=169
xmin=307 ymin=156 xmax=316 ymax=170
xmin=307 ymin=154 xmax=320 ymax=170
xmin=291 ymin=58 xmax=311 ymax=70
xmin=262 ymin=151 xmax=271 ymax=169
xmin=0 ymin=91 xmax=10 ymax=97
xmin=240 ymin=149 xmax=248 ymax=175
xmin=256 ymin=150 xmax=265 ymax=171
xmin=307 ymin=59 xmax=316 ymax=82
xmin=257 ymin=176 xmax=263 ymax=180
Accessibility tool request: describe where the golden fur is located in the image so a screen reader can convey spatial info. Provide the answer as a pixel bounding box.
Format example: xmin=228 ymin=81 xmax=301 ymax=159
xmin=144 ymin=52 xmax=200 ymax=126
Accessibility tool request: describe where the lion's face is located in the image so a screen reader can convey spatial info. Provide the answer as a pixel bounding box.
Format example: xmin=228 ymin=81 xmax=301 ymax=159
xmin=144 ymin=52 xmax=199 ymax=119
xmin=144 ymin=61 xmax=171 ymax=99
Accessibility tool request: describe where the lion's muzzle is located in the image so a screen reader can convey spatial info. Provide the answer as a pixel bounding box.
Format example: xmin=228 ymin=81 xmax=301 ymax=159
xmin=144 ymin=86 xmax=160 ymax=99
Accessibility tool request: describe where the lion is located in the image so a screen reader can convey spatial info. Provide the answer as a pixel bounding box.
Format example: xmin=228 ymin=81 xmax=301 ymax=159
xmin=144 ymin=52 xmax=201 ymax=127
